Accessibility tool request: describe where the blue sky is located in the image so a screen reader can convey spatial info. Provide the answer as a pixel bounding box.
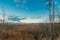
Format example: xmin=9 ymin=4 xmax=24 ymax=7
xmin=0 ymin=0 xmax=48 ymax=17
xmin=0 ymin=0 xmax=60 ymax=23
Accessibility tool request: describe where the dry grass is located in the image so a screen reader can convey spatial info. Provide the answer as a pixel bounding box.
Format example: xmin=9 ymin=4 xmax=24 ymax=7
xmin=0 ymin=23 xmax=60 ymax=40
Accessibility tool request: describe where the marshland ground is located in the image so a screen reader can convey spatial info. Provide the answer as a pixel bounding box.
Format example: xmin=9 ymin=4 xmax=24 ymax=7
xmin=0 ymin=23 xmax=60 ymax=40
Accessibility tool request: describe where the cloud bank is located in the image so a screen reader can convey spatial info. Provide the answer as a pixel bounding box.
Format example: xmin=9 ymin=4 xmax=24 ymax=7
xmin=0 ymin=15 xmax=44 ymax=23
xmin=0 ymin=14 xmax=59 ymax=23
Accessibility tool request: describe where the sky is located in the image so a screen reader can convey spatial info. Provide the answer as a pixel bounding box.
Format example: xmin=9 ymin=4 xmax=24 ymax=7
xmin=0 ymin=0 xmax=60 ymax=23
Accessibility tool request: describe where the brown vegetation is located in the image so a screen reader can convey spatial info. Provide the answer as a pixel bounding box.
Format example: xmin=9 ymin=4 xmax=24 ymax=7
xmin=0 ymin=23 xmax=60 ymax=40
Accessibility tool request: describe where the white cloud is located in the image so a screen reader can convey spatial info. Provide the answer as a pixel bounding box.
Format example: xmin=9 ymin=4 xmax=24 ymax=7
xmin=22 ymin=0 xmax=26 ymax=4
xmin=16 ymin=4 xmax=20 ymax=7
xmin=0 ymin=15 xmax=48 ymax=23
xmin=46 ymin=1 xmax=49 ymax=5
xmin=20 ymin=18 xmax=44 ymax=23
xmin=13 ymin=0 xmax=21 ymax=7
xmin=0 ymin=14 xmax=59 ymax=23
xmin=6 ymin=20 xmax=20 ymax=23
xmin=0 ymin=15 xmax=3 ymax=20
xmin=14 ymin=0 xmax=27 ymax=8
xmin=14 ymin=0 xmax=20 ymax=3
xmin=0 ymin=15 xmax=20 ymax=23
xmin=55 ymin=18 xmax=60 ymax=23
